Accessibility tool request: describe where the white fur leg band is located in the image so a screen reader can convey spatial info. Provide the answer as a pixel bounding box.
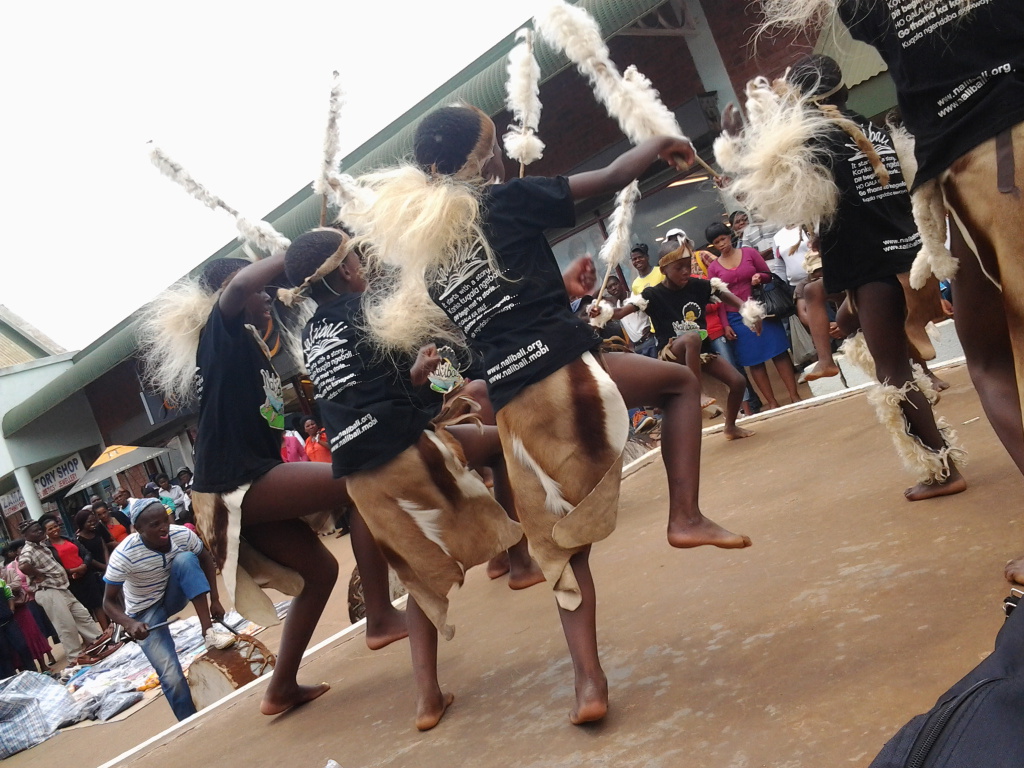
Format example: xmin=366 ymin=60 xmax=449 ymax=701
xmin=840 ymin=331 xmax=874 ymax=379
xmin=866 ymin=379 xmax=967 ymax=485
xmin=740 ymin=299 xmax=766 ymax=330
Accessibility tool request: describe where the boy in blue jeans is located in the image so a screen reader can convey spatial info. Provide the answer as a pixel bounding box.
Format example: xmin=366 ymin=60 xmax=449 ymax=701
xmin=103 ymin=499 xmax=234 ymax=720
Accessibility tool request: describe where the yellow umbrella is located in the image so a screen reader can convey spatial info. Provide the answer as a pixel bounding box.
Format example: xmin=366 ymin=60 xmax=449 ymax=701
xmin=63 ymin=445 xmax=170 ymax=496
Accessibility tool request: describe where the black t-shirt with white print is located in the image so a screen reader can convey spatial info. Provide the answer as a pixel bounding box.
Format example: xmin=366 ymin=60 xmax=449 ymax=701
xmin=428 ymin=176 xmax=600 ymax=413
xmin=303 ymin=293 xmax=439 ymax=477
xmin=840 ymin=0 xmax=1024 ymax=186
xmin=192 ymin=304 xmax=285 ymax=494
xmin=641 ymin=279 xmax=714 ymax=353
xmin=817 ymin=111 xmax=919 ymax=294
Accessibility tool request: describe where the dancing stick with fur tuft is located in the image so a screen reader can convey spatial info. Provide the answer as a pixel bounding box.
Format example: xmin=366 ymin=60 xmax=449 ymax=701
xmin=313 ymin=71 xmax=345 ymax=226
xmin=590 ymin=182 xmax=640 ymax=326
xmin=535 ymin=0 xmax=710 ymax=173
xmin=149 ymin=144 xmax=291 ymax=256
xmin=504 ymin=28 xmax=545 ymax=178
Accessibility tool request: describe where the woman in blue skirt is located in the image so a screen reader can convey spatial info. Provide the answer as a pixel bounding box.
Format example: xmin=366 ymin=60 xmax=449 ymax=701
xmin=706 ymin=222 xmax=802 ymax=409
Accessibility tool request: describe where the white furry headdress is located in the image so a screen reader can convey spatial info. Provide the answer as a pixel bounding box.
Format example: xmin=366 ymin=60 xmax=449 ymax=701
xmin=713 ymin=77 xmax=840 ymax=229
xmin=534 ymin=0 xmax=689 ymax=147
xmin=503 ymin=28 xmax=545 ymax=168
xmin=149 ymin=145 xmax=291 ymax=257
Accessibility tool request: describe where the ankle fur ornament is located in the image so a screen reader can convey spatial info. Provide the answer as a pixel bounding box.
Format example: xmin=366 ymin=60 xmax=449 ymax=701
xmin=866 ymin=376 xmax=967 ymax=485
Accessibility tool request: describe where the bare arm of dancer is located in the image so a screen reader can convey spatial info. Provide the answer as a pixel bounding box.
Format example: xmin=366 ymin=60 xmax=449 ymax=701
xmin=218 ymin=252 xmax=286 ymax=318
xmin=568 ymin=137 xmax=695 ymax=201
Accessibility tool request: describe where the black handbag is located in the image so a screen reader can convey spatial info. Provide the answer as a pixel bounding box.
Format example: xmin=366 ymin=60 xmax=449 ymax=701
xmin=752 ymin=273 xmax=796 ymax=319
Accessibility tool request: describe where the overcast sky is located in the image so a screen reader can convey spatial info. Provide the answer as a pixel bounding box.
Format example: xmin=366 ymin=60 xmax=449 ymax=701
xmin=0 ymin=0 xmax=551 ymax=351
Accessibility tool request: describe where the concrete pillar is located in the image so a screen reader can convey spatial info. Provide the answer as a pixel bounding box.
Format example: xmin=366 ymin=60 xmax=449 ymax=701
xmin=14 ymin=465 xmax=45 ymax=520
xmin=173 ymin=429 xmax=194 ymax=472
xmin=681 ymin=0 xmax=740 ymax=113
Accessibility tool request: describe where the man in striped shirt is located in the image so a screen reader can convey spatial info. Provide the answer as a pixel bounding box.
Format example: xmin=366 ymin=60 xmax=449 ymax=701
xmin=103 ymin=499 xmax=234 ymax=720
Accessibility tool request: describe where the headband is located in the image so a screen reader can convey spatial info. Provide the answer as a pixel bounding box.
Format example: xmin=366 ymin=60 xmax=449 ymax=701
xmin=659 ymin=242 xmax=693 ymax=269
xmin=277 ymin=232 xmax=352 ymax=307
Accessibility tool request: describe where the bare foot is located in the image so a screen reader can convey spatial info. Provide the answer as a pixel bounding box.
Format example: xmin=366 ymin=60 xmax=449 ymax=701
xmin=668 ymin=515 xmax=753 ymax=549
xmin=261 ymin=682 xmax=330 ymax=715
xmin=508 ymin=558 xmax=546 ymax=590
xmin=804 ymin=361 xmax=840 ymax=381
xmin=928 ymin=374 xmax=950 ymax=392
xmin=700 ymin=394 xmax=717 ymax=409
xmin=570 ymin=675 xmax=608 ymax=725
xmin=904 ymin=472 xmax=967 ymax=501
xmin=486 ymin=552 xmax=511 ymax=580
xmin=763 ymin=401 xmax=780 ymax=411
xmin=366 ymin=609 xmax=409 ymax=651
xmin=1005 ymin=557 xmax=1024 ymax=586
xmin=723 ymin=425 xmax=754 ymax=441
xmin=416 ymin=691 xmax=455 ymax=731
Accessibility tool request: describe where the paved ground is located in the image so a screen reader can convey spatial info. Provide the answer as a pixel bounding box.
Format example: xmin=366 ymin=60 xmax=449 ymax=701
xmin=12 ymin=362 xmax=1022 ymax=768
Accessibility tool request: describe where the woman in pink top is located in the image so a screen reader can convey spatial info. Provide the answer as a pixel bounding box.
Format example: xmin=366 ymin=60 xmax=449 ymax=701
xmin=706 ymin=222 xmax=801 ymax=410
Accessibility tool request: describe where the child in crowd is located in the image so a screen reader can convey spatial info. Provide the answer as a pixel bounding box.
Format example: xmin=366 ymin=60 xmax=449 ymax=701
xmin=137 ymin=253 xmax=403 ymax=715
xmin=603 ymin=239 xmax=755 ymax=441
xmin=284 ymin=228 xmax=527 ymax=730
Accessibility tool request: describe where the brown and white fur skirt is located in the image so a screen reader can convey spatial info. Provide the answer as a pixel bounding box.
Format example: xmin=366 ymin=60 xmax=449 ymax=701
xmin=345 ymin=428 xmax=523 ymax=640
xmin=192 ymin=484 xmax=311 ymax=628
xmin=496 ymin=352 xmax=630 ymax=611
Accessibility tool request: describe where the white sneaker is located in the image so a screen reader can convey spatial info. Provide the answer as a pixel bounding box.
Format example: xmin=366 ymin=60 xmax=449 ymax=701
xmin=204 ymin=627 xmax=236 ymax=650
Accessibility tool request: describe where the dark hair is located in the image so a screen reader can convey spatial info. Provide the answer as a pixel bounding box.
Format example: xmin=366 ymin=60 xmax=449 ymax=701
xmin=2 ymin=539 xmax=25 ymax=563
xmin=74 ymin=508 xmax=96 ymax=531
xmin=155 ymin=473 xmax=170 ymax=483
xmin=200 ymin=258 xmax=251 ymax=292
xmin=630 ymin=243 xmax=649 ymax=256
xmin=413 ymin=106 xmax=484 ymax=175
xmin=39 ymin=513 xmax=60 ymax=529
xmin=284 ymin=229 xmax=346 ymax=290
xmin=728 ymin=211 xmax=748 ymax=225
xmin=659 ymin=240 xmax=690 ymax=260
xmin=787 ymin=53 xmax=845 ymax=102
xmin=705 ymin=222 xmax=732 ymax=242
xmin=92 ymin=500 xmax=109 ymax=512
xmin=304 ymin=416 xmax=320 ymax=428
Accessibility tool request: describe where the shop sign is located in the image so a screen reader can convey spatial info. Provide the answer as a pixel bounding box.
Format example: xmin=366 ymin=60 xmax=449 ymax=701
xmin=1 ymin=489 xmax=26 ymax=516
xmin=34 ymin=453 xmax=84 ymax=499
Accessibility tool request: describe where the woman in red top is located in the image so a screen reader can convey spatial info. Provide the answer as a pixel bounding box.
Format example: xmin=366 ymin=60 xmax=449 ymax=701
xmin=42 ymin=513 xmax=108 ymax=630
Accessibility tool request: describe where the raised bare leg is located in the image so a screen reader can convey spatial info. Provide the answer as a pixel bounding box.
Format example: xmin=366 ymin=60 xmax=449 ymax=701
xmin=603 ymin=352 xmax=751 ymax=549
xmin=407 ymin=596 xmax=454 ymax=731
xmin=801 ymin=278 xmax=840 ymax=380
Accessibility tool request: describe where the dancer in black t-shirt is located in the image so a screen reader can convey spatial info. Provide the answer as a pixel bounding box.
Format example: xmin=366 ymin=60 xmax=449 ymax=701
xmin=603 ymin=240 xmax=756 ymax=441
xmin=284 ymin=228 xmax=533 ymax=731
xmin=138 ymin=253 xmax=404 ymax=716
xmin=342 ymin=104 xmax=755 ymax=725
xmin=715 ymin=55 xmax=966 ymax=501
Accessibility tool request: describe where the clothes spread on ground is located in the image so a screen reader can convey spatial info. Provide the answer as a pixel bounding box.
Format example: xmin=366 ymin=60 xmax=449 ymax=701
xmin=839 ymin=0 xmax=1024 ymax=186
xmin=816 ymin=111 xmax=919 ymax=294
xmin=428 ymin=176 xmax=599 ymax=413
xmin=191 ymin=304 xmax=284 ymax=493
xmin=104 ymin=526 xmax=205 ymax=615
xmin=304 ymin=293 xmax=440 ymax=477
xmin=641 ymin=279 xmax=715 ymax=354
